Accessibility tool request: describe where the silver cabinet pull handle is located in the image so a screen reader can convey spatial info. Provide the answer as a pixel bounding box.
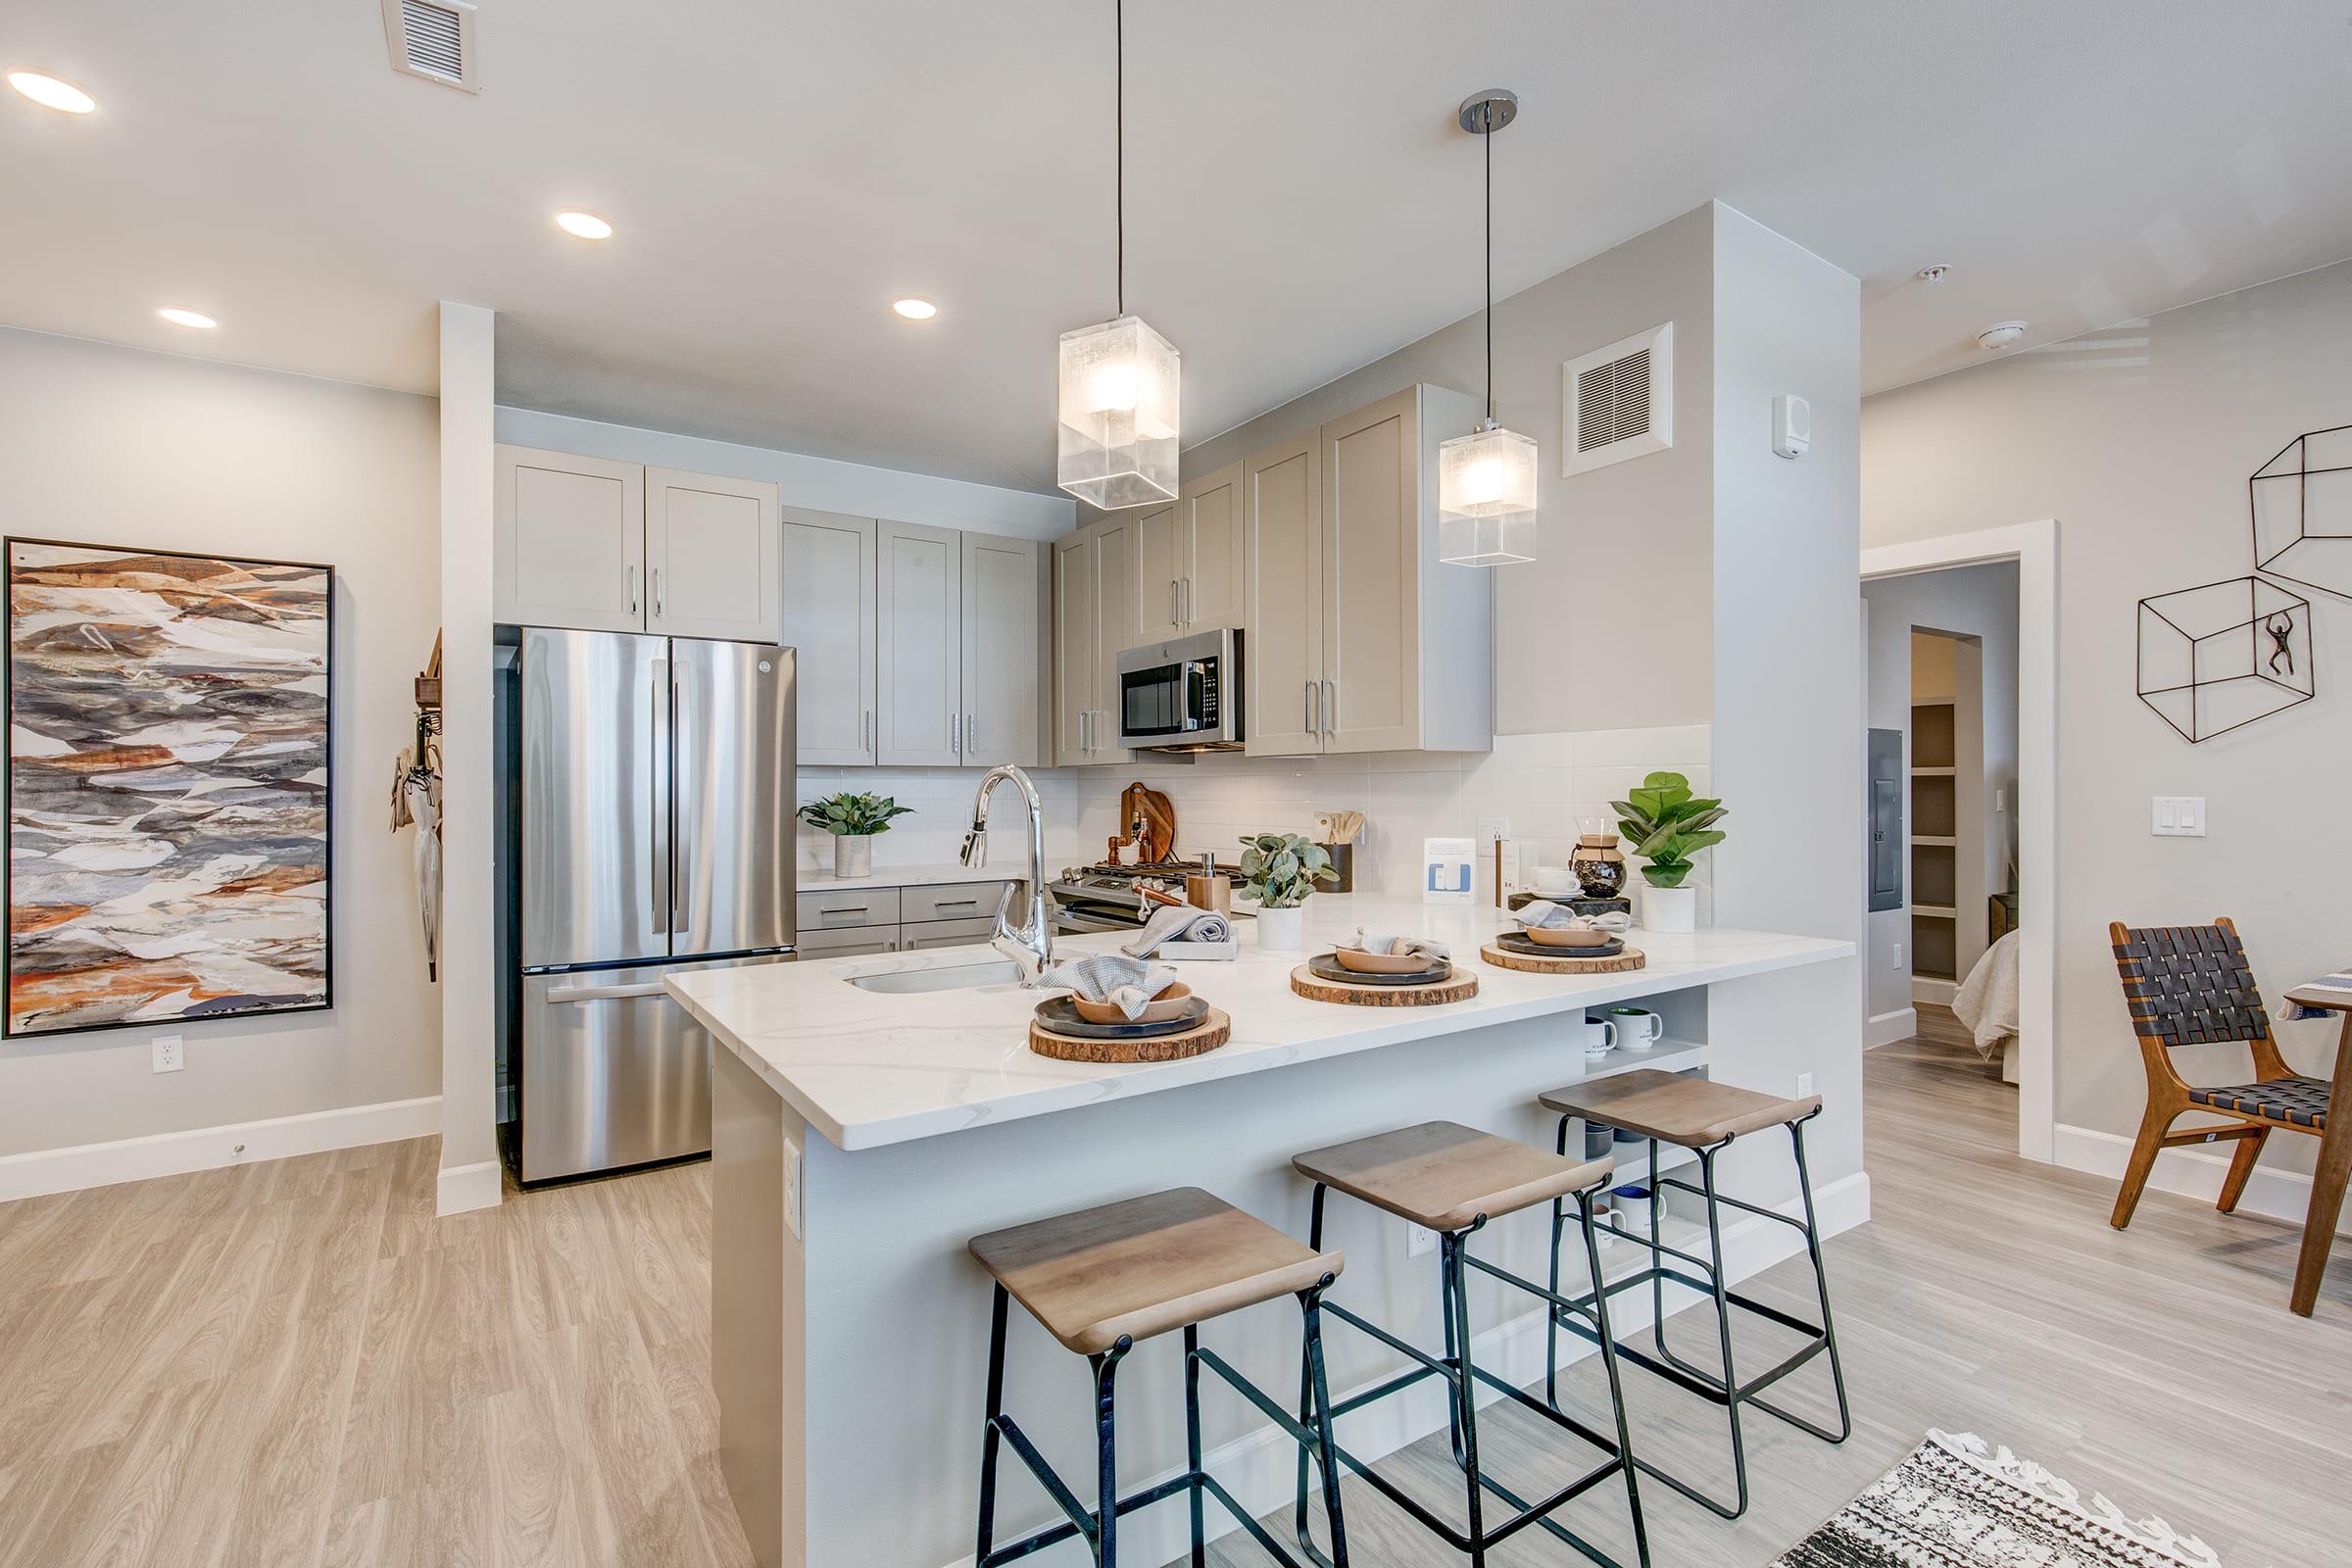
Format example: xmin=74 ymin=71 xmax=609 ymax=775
xmin=934 ymin=898 xmax=979 ymax=909
xmin=1322 ymin=678 xmax=1336 ymax=736
xmin=950 ymin=711 xmax=959 ymax=755
xmin=1181 ymin=576 xmax=1191 ymax=625
xmin=862 ymin=709 xmax=872 ymax=755
xmin=1169 ymin=579 xmax=1178 ymax=626
xmin=548 ymin=980 xmax=668 ymax=1003
xmin=653 ymin=566 xmax=664 ymax=620
xmin=627 ymin=564 xmax=640 ymax=617
xmin=1304 ymin=679 xmax=1317 ymax=735
xmin=965 ymin=712 xmax=977 ymax=754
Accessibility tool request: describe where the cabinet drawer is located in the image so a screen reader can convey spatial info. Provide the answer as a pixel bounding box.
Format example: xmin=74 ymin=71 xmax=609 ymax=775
xmin=796 ymin=887 xmax=901 ymax=930
xmin=900 ymin=881 xmax=1010 ymax=923
xmin=899 ymin=916 xmax=1001 ymax=951
xmin=793 ymin=924 xmax=899 ymax=957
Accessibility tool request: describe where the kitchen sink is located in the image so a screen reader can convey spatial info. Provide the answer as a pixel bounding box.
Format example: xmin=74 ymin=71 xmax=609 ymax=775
xmin=845 ymin=958 xmax=1027 ymax=995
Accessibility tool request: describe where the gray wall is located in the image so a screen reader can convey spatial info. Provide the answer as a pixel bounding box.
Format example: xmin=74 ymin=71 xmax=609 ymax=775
xmin=0 ymin=327 xmax=445 ymax=1157
xmin=1860 ymin=563 xmax=2021 ymax=1018
xmin=1164 ymin=204 xmax=1719 ymax=735
xmin=1862 ymin=259 xmax=2351 ymax=1170
xmin=1706 ymin=206 xmax=1866 ymax=1192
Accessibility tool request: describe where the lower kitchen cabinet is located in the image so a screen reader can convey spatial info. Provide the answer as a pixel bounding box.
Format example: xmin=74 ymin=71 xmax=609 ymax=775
xmin=792 ymin=882 xmax=1012 ymax=956
xmin=794 ymin=924 xmax=900 ymax=957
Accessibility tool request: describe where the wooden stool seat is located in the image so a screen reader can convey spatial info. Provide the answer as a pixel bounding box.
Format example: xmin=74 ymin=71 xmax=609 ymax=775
xmin=1291 ymin=1120 xmax=1611 ymax=1233
xmin=1541 ymin=1069 xmax=1819 ymax=1149
xmin=968 ymin=1187 xmax=1342 ymax=1355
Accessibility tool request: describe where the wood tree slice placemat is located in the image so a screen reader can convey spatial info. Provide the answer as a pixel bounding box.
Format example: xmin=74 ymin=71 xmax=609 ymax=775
xmin=1479 ymin=943 xmax=1646 ymax=975
xmin=1030 ymin=1006 xmax=1231 ymax=1063
xmin=1289 ymin=964 xmax=1479 ymax=1006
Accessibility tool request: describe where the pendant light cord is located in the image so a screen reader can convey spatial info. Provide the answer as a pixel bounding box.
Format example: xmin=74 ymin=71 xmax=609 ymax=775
xmin=1483 ymin=104 xmax=1494 ymax=421
xmin=1115 ymin=0 xmax=1125 ymax=318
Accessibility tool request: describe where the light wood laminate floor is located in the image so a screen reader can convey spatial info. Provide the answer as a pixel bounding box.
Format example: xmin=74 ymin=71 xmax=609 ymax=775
xmin=1 ymin=1031 xmax=2344 ymax=1568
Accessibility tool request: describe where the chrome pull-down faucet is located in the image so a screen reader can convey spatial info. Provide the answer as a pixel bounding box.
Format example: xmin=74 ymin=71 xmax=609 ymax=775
xmin=958 ymin=764 xmax=1057 ymax=985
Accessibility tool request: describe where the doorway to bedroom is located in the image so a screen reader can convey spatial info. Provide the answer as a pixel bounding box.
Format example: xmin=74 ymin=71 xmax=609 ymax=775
xmin=1861 ymin=562 xmax=2024 ymax=1102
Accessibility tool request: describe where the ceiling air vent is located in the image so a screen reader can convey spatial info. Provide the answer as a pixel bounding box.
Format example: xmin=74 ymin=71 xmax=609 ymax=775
xmin=382 ymin=0 xmax=479 ymax=92
xmin=1561 ymin=321 xmax=1673 ymax=475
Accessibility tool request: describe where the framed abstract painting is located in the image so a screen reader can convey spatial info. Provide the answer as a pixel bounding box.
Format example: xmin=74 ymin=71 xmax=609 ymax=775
xmin=6 ymin=538 xmax=333 ymax=1038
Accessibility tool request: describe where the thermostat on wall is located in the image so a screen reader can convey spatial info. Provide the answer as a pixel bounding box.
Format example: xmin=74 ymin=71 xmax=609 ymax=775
xmin=1773 ymin=393 xmax=1810 ymax=460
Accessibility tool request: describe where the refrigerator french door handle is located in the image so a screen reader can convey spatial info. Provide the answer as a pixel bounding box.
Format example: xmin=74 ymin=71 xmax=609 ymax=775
xmin=651 ymin=657 xmax=670 ymax=935
xmin=670 ymin=659 xmax=689 ymax=936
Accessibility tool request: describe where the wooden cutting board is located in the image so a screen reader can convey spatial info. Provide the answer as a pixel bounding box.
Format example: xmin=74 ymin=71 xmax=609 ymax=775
xmin=1030 ymin=1006 xmax=1230 ymax=1062
xmin=1118 ymin=781 xmax=1177 ymax=864
xmin=1289 ymin=964 xmax=1480 ymax=1006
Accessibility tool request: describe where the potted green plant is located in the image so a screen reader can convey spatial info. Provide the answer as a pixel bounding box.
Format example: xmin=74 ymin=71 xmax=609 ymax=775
xmin=1238 ymin=831 xmax=1338 ymax=952
xmin=1610 ymin=771 xmax=1726 ymax=934
xmin=798 ymin=791 xmax=915 ymax=879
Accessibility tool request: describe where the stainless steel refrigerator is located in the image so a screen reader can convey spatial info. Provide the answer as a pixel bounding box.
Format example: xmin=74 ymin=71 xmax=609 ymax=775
xmin=514 ymin=627 xmax=796 ymax=1183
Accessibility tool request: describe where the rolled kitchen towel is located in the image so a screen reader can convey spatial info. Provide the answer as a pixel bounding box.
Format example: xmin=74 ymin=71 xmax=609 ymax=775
xmin=1350 ymin=930 xmax=1450 ymax=962
xmin=1512 ymin=901 xmax=1633 ymax=934
xmin=1122 ymin=904 xmax=1235 ymax=957
xmin=1040 ymin=954 xmax=1180 ymax=1020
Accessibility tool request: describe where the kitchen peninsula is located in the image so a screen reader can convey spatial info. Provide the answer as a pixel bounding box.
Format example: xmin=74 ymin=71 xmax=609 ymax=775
xmin=667 ymin=897 xmax=1851 ymax=1568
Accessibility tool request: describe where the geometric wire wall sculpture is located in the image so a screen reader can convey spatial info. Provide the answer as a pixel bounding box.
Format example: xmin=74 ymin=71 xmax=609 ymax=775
xmin=2250 ymin=423 xmax=2352 ymax=600
xmin=2135 ymin=574 xmax=2314 ymax=743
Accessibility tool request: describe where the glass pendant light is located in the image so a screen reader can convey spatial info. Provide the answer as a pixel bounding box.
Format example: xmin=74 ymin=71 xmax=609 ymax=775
xmin=1056 ymin=0 xmax=1180 ymax=509
xmin=1439 ymin=89 xmax=1540 ymax=566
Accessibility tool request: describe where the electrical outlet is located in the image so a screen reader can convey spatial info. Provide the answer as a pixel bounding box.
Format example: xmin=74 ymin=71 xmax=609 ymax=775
xmin=1406 ymin=1222 xmax=1438 ymax=1257
xmin=1796 ymin=1071 xmax=1816 ymax=1099
xmin=2152 ymin=797 xmax=2206 ymax=837
xmin=1475 ymin=815 xmax=1511 ymax=842
xmin=783 ymin=1131 xmax=804 ymax=1240
xmin=152 ymin=1034 xmax=183 ymax=1073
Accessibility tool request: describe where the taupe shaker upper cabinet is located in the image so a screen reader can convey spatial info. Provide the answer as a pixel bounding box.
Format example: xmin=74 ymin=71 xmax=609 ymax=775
xmin=959 ymin=532 xmax=1045 ymax=768
xmin=1243 ymin=383 xmax=1494 ymax=758
xmin=1132 ymin=462 xmax=1248 ymax=643
xmin=1051 ymin=518 xmax=1133 ymax=767
xmin=492 ymin=447 xmax=647 ymax=634
xmin=777 ymin=509 xmax=877 ymax=766
xmin=492 ymin=444 xmax=781 ymax=643
xmin=646 ymin=467 xmax=783 ymax=642
xmin=874 ymin=519 xmax=962 ymax=766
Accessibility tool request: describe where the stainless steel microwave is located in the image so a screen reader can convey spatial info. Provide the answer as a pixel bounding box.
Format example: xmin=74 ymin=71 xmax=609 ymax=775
xmin=1115 ymin=628 xmax=1244 ymax=752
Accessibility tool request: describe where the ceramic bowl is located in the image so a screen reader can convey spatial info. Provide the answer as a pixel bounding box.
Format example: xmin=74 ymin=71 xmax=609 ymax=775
xmin=1071 ymin=981 xmax=1193 ymax=1025
xmin=1335 ymin=947 xmax=1432 ymax=975
xmin=1527 ymin=924 xmax=1614 ymax=949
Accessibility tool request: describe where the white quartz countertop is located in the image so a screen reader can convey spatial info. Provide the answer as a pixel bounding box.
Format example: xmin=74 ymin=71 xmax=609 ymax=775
xmin=667 ymin=893 xmax=1852 ymax=1152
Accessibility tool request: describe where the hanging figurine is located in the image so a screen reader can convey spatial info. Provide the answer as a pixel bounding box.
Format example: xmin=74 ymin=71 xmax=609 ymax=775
xmin=2265 ymin=611 xmax=2296 ymax=677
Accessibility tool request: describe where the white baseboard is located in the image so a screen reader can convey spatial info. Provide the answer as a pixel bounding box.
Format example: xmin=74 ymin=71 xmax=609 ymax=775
xmin=0 ymin=1095 xmax=442 ymax=1203
xmin=1910 ymin=976 xmax=1958 ymax=1006
xmin=930 ymin=1170 xmax=1870 ymax=1568
xmin=436 ymin=1159 xmax=504 ymax=1216
xmin=2053 ymin=1122 xmax=2348 ymax=1237
xmin=1865 ymin=1007 xmax=1917 ymax=1050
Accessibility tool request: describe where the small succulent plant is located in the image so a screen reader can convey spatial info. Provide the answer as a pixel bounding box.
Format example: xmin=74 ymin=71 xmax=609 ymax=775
xmin=1238 ymin=831 xmax=1338 ymax=909
xmin=797 ymin=792 xmax=914 ymax=837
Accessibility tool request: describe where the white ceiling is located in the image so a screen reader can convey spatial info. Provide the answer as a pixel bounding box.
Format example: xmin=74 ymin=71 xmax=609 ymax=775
xmin=7 ymin=2 xmax=2352 ymax=495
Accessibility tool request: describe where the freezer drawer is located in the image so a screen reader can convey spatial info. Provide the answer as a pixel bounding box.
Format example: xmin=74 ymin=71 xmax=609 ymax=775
xmin=517 ymin=956 xmax=785 ymax=1183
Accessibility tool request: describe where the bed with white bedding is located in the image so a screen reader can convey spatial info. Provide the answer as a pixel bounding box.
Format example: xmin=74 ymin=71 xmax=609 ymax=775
xmin=1952 ymin=928 xmax=2022 ymax=1082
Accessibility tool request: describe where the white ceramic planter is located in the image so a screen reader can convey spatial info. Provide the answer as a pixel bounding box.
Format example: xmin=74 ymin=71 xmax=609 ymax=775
xmin=1641 ymin=883 xmax=1695 ymax=933
xmin=1254 ymin=904 xmax=1306 ymax=952
xmin=833 ymin=834 xmax=873 ymax=879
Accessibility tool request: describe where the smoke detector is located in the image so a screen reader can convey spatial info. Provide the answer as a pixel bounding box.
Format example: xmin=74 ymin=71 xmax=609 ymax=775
xmin=1977 ymin=319 xmax=2029 ymax=350
xmin=382 ymin=0 xmax=478 ymax=92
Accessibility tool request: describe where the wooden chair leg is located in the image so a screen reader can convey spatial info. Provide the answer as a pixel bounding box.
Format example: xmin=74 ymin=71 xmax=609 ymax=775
xmin=2290 ymin=1120 xmax=2352 ymax=1317
xmin=2217 ymin=1127 xmax=2270 ymax=1214
xmin=2111 ymin=1104 xmax=2176 ymax=1230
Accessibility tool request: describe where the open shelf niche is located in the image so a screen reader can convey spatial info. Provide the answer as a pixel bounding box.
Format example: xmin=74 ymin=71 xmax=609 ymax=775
xmin=1909 ymin=700 xmax=1959 ymax=983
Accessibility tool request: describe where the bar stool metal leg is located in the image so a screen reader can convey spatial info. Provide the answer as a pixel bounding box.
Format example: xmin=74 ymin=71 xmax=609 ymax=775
xmin=976 ymin=1283 xmax=1010 ymax=1565
xmin=1186 ymin=1325 xmax=1207 ymax=1567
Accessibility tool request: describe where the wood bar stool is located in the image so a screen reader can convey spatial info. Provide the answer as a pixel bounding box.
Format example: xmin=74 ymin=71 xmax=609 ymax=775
xmin=1537 ymin=1070 xmax=1850 ymax=1521
xmin=1291 ymin=1121 xmax=1649 ymax=1568
xmin=967 ymin=1187 xmax=1349 ymax=1567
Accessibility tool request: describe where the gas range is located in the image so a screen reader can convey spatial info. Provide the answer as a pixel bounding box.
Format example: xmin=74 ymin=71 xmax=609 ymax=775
xmin=1046 ymin=859 xmax=1250 ymax=933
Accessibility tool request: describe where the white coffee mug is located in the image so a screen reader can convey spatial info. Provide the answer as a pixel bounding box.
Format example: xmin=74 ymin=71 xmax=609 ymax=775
xmin=1574 ymin=1017 xmax=1617 ymax=1057
xmin=1607 ymin=1006 xmax=1663 ymax=1049
xmin=1532 ymin=863 xmax=1574 ymax=896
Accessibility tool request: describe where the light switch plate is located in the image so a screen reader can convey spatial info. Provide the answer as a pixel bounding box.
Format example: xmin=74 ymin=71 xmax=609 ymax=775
xmin=2152 ymin=797 xmax=2207 ymax=837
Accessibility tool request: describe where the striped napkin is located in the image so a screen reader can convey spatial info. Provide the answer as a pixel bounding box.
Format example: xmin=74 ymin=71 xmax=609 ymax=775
xmin=2279 ymin=969 xmax=2352 ymax=1021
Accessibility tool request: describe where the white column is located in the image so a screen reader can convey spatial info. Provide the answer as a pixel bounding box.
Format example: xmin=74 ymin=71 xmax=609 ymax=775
xmin=437 ymin=300 xmax=501 ymax=1215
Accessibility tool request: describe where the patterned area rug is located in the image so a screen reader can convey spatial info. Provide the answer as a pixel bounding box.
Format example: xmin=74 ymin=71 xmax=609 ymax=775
xmin=1774 ymin=1430 xmax=2221 ymax=1567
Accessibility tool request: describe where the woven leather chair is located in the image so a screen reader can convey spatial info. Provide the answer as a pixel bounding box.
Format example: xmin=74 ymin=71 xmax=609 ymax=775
xmin=2108 ymin=920 xmax=2333 ymax=1260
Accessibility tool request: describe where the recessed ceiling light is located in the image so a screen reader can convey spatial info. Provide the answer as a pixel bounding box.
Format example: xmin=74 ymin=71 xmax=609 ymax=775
xmin=1977 ymin=319 xmax=2029 ymax=350
xmin=554 ymin=210 xmax=613 ymax=241
xmin=1915 ymin=264 xmax=1951 ymax=284
xmin=891 ymin=296 xmax=939 ymax=321
xmin=7 ymin=70 xmax=97 ymax=115
xmin=157 ymin=308 xmax=218 ymax=330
